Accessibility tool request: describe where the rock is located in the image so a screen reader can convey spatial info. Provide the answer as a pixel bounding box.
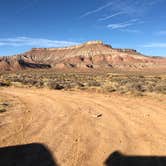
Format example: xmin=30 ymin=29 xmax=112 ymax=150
xmin=92 ymin=113 xmax=102 ymax=118
xmin=97 ymin=114 xmax=102 ymax=118
xmin=0 ymin=40 xmax=166 ymax=71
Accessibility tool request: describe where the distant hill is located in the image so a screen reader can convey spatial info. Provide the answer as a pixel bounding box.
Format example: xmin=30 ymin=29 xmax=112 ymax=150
xmin=0 ymin=40 xmax=166 ymax=71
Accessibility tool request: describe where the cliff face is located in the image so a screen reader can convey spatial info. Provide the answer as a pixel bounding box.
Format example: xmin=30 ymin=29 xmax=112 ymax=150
xmin=0 ymin=40 xmax=166 ymax=71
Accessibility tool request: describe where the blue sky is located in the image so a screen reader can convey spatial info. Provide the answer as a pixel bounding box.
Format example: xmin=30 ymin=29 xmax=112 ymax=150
xmin=0 ymin=0 xmax=166 ymax=56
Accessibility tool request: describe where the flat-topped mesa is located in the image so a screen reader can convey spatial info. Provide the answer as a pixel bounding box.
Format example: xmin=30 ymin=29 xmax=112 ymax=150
xmin=1 ymin=39 xmax=166 ymax=72
xmin=31 ymin=45 xmax=82 ymax=51
xmin=84 ymin=40 xmax=103 ymax=45
xmin=30 ymin=40 xmax=105 ymax=51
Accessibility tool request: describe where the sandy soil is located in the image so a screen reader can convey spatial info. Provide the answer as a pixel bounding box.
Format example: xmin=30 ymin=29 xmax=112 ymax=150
xmin=0 ymin=87 xmax=166 ymax=166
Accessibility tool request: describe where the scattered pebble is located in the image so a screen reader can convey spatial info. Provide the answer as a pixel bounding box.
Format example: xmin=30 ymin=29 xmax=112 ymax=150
xmin=92 ymin=113 xmax=102 ymax=118
xmin=97 ymin=114 xmax=102 ymax=118
xmin=146 ymin=114 xmax=150 ymax=117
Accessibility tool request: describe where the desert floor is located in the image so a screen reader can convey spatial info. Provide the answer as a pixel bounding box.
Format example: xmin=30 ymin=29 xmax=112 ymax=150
xmin=0 ymin=87 xmax=166 ymax=166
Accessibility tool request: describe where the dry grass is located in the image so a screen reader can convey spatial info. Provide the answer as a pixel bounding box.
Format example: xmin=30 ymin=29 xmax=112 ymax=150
xmin=0 ymin=69 xmax=166 ymax=95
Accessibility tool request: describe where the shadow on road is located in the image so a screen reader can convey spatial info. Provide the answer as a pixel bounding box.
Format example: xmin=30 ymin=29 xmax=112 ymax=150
xmin=105 ymin=151 xmax=166 ymax=166
xmin=0 ymin=143 xmax=57 ymax=166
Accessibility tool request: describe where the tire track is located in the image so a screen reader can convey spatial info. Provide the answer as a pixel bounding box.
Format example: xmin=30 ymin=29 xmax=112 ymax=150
xmin=0 ymin=87 xmax=166 ymax=165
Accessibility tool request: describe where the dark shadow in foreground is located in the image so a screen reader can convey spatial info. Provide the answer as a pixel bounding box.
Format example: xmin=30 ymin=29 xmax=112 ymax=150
xmin=105 ymin=151 xmax=166 ymax=166
xmin=0 ymin=143 xmax=57 ymax=166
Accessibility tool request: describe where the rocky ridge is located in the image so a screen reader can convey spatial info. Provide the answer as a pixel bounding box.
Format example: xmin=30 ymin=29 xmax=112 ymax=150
xmin=0 ymin=40 xmax=166 ymax=71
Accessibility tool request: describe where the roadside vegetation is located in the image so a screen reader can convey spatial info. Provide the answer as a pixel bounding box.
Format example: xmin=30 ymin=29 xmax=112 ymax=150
xmin=0 ymin=69 xmax=166 ymax=95
xmin=0 ymin=98 xmax=9 ymax=113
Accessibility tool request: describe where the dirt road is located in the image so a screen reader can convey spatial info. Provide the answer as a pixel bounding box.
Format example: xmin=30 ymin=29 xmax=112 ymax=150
xmin=0 ymin=87 xmax=166 ymax=166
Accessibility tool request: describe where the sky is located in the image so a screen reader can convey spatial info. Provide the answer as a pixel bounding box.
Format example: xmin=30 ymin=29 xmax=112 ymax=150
xmin=0 ymin=0 xmax=166 ymax=56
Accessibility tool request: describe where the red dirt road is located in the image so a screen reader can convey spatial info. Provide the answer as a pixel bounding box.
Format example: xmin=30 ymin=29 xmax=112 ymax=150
xmin=0 ymin=87 xmax=166 ymax=166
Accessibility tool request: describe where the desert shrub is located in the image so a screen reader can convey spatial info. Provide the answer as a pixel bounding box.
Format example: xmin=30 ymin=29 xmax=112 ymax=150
xmin=88 ymin=81 xmax=101 ymax=87
xmin=0 ymin=82 xmax=6 ymax=86
xmin=103 ymin=86 xmax=116 ymax=92
xmin=118 ymin=79 xmax=129 ymax=85
xmin=145 ymin=83 xmax=155 ymax=92
xmin=129 ymin=91 xmax=144 ymax=96
xmin=0 ymin=108 xmax=6 ymax=113
xmin=27 ymin=79 xmax=38 ymax=85
xmin=35 ymin=81 xmax=44 ymax=88
xmin=154 ymin=82 xmax=166 ymax=94
xmin=0 ymin=104 xmax=7 ymax=113
xmin=77 ymin=82 xmax=85 ymax=87
xmin=0 ymin=80 xmax=11 ymax=87
xmin=126 ymin=82 xmax=146 ymax=92
xmin=48 ymin=81 xmax=64 ymax=90
xmin=138 ymin=75 xmax=145 ymax=79
xmin=1 ymin=70 xmax=166 ymax=95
